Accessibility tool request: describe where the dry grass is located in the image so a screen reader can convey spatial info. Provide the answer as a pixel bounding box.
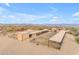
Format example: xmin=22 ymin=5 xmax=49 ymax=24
xmin=0 ymin=25 xmax=53 ymax=33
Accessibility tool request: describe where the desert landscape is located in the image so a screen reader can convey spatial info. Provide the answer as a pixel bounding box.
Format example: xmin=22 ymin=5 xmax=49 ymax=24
xmin=0 ymin=24 xmax=79 ymax=55
xmin=0 ymin=3 xmax=79 ymax=55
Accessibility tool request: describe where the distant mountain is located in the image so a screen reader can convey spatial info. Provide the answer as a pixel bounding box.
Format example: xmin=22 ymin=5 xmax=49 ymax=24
xmin=0 ymin=23 xmax=79 ymax=27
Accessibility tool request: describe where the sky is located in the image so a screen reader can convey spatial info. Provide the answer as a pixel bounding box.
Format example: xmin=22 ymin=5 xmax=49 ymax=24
xmin=0 ymin=3 xmax=79 ymax=24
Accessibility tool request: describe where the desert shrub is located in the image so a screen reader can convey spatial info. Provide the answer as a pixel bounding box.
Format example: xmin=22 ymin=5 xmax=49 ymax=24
xmin=75 ymin=37 xmax=79 ymax=44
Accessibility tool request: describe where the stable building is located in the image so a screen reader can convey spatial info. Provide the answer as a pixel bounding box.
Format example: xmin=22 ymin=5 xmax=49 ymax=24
xmin=48 ymin=30 xmax=66 ymax=49
xmin=16 ymin=29 xmax=49 ymax=41
xmin=17 ymin=30 xmax=36 ymax=41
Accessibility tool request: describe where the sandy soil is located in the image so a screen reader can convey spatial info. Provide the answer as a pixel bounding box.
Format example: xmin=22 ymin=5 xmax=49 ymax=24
xmin=59 ymin=34 xmax=79 ymax=55
xmin=0 ymin=34 xmax=59 ymax=55
xmin=0 ymin=33 xmax=79 ymax=55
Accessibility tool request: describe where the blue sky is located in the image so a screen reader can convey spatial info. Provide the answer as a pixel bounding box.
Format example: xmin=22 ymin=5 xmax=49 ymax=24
xmin=0 ymin=3 xmax=79 ymax=24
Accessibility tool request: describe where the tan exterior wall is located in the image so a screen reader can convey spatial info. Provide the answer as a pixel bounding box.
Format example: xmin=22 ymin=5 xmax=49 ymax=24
xmin=17 ymin=33 xmax=29 ymax=41
xmin=48 ymin=41 xmax=61 ymax=49
xmin=22 ymin=34 xmax=29 ymax=40
xmin=17 ymin=34 xmax=23 ymax=41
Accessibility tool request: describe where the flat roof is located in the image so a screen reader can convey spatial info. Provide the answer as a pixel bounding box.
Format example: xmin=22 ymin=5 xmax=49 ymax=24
xmin=31 ymin=29 xmax=49 ymax=34
xmin=49 ymin=30 xmax=66 ymax=43
xmin=16 ymin=29 xmax=49 ymax=35
xmin=17 ymin=30 xmax=36 ymax=34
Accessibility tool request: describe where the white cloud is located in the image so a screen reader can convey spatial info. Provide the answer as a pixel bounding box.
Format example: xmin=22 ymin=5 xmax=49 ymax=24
xmin=52 ymin=16 xmax=59 ymax=19
xmin=0 ymin=15 xmax=16 ymax=19
xmin=0 ymin=7 xmax=8 ymax=15
xmin=73 ymin=18 xmax=79 ymax=21
xmin=8 ymin=15 xmax=16 ymax=19
xmin=5 ymin=3 xmax=10 ymax=7
xmin=73 ymin=12 xmax=79 ymax=17
xmin=49 ymin=19 xmax=58 ymax=22
xmin=49 ymin=16 xmax=59 ymax=22
xmin=0 ymin=15 xmax=7 ymax=18
xmin=13 ymin=13 xmax=48 ymax=21
xmin=72 ymin=12 xmax=79 ymax=23
xmin=0 ymin=6 xmax=54 ymax=24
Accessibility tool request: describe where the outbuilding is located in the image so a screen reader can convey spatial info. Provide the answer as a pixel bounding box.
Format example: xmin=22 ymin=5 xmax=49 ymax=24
xmin=17 ymin=30 xmax=36 ymax=41
xmin=48 ymin=30 xmax=66 ymax=49
xmin=16 ymin=29 xmax=49 ymax=41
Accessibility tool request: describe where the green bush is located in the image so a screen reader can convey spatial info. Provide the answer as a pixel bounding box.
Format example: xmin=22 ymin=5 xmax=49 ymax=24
xmin=75 ymin=37 xmax=79 ymax=44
